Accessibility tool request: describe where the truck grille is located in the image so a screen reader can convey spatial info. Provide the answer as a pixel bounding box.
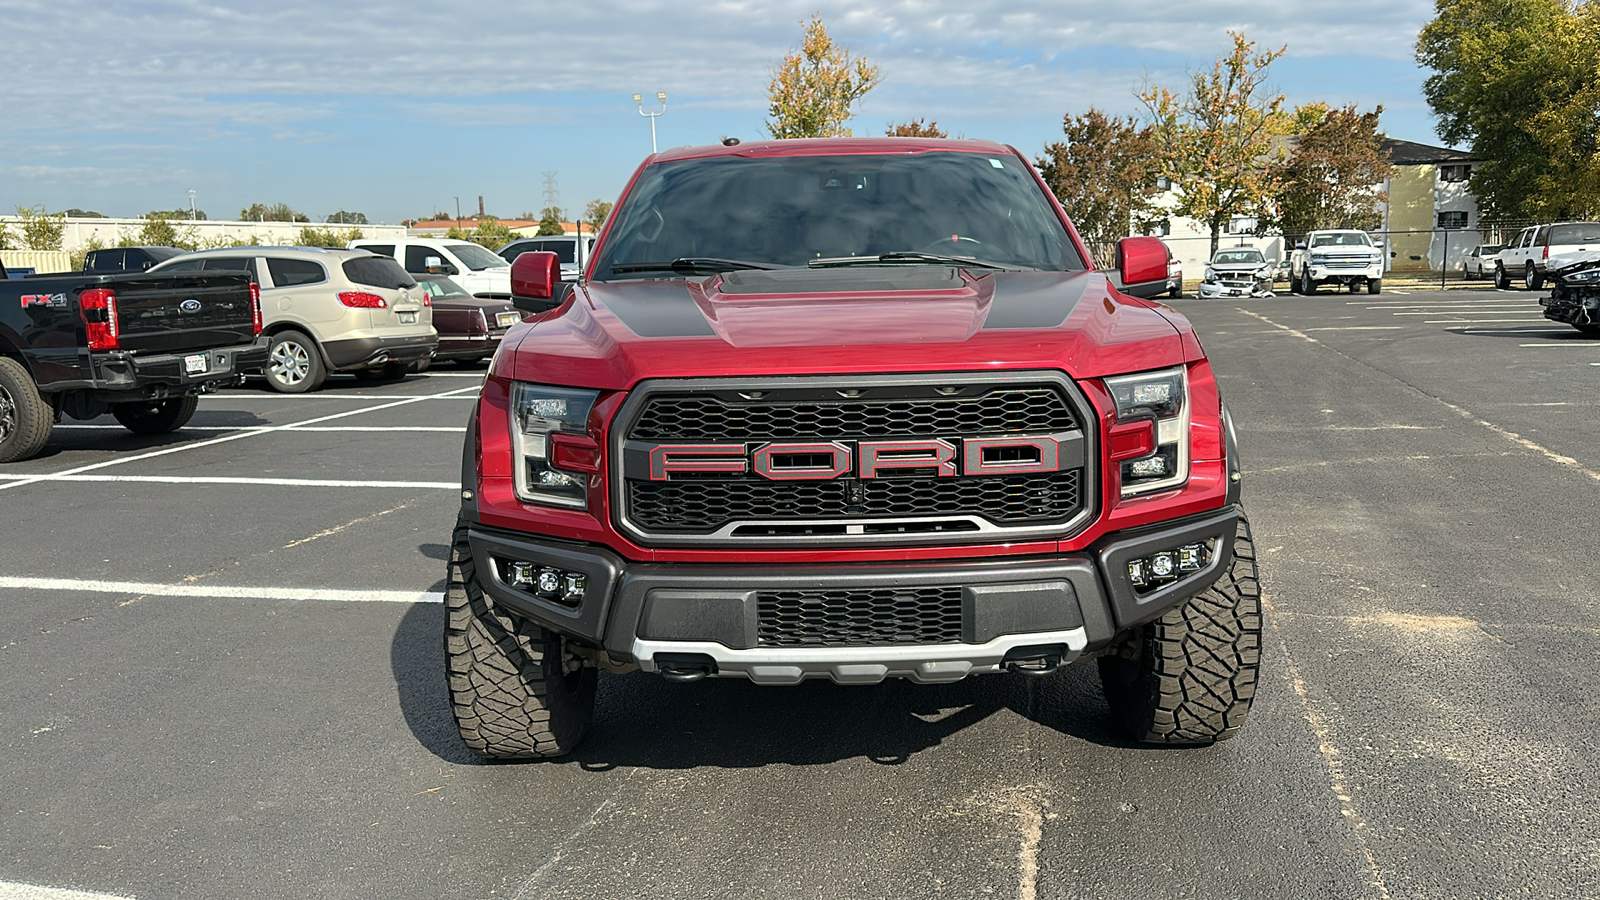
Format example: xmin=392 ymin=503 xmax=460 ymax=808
xmin=615 ymin=376 xmax=1094 ymax=546
xmin=757 ymin=587 xmax=964 ymax=646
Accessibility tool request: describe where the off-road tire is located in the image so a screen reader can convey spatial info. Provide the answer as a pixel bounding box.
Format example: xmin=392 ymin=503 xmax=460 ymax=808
xmin=265 ymin=330 xmax=326 ymax=393
xmin=111 ymin=395 xmax=199 ymax=435
xmin=0 ymin=356 xmax=53 ymax=463
xmin=1367 ymin=278 xmax=1382 ymax=295
xmin=1494 ymin=264 xmax=1510 ymax=290
xmin=1098 ymin=512 xmax=1262 ymax=744
xmin=444 ymin=521 xmax=597 ymax=759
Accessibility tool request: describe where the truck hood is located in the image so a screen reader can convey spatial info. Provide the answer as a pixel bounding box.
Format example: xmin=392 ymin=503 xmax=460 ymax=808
xmin=503 ymin=268 xmax=1193 ymax=390
xmin=1547 ymin=249 xmax=1600 ymax=275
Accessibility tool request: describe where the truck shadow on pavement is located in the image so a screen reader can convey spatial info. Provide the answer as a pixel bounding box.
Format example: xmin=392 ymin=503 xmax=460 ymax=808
xmin=390 ymin=603 xmax=1148 ymax=768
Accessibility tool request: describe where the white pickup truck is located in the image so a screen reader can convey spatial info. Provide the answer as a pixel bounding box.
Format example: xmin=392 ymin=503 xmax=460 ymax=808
xmin=1288 ymin=230 xmax=1385 ymax=295
xmin=1493 ymin=222 xmax=1600 ymax=290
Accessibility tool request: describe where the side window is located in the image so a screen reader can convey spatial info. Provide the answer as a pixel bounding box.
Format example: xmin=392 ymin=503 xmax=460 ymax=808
xmin=157 ymin=259 xmax=204 ymax=272
xmin=1520 ymin=229 xmax=1535 ymax=248
xmin=264 ymin=257 xmax=326 ymax=287
xmin=88 ymin=250 xmax=124 ymax=271
xmin=1436 ymin=212 xmax=1468 ymax=230
xmin=362 ymin=244 xmax=395 ymax=258
xmin=1533 ymin=226 xmax=1550 ymax=247
xmin=404 ymin=246 xmax=436 ymax=272
xmin=201 ymin=257 xmax=260 ymax=283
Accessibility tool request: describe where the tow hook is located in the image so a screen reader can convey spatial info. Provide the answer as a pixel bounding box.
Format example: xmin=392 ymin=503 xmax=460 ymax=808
xmin=1003 ymin=645 xmax=1065 ymax=677
xmin=655 ymin=653 xmax=718 ymax=683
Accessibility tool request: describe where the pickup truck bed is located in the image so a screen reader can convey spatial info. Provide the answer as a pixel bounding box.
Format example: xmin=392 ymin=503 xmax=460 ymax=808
xmin=0 ymin=260 xmax=267 ymax=462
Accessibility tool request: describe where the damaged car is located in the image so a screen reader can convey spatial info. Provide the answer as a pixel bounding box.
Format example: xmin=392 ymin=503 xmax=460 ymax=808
xmin=1198 ymin=248 xmax=1276 ymax=299
xmin=1543 ymin=250 xmax=1600 ymax=336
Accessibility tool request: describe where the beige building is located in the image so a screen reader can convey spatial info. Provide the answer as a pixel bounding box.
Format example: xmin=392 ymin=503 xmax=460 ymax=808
xmin=1378 ymin=139 xmax=1482 ymax=273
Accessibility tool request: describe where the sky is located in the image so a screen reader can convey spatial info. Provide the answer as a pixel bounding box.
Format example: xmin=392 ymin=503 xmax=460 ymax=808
xmin=2 ymin=0 xmax=1446 ymax=226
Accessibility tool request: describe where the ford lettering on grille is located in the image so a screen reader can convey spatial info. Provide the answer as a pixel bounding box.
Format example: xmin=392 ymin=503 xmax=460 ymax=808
xmin=627 ymin=435 xmax=1082 ymax=481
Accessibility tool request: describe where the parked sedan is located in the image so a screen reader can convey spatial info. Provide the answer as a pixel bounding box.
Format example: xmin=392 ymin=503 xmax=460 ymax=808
xmin=1461 ymin=244 xmax=1502 ymax=280
xmin=412 ymin=274 xmax=523 ymax=366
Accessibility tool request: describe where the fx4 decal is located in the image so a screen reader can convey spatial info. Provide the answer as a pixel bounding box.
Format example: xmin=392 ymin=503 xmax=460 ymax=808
xmin=21 ymin=293 xmax=68 ymax=309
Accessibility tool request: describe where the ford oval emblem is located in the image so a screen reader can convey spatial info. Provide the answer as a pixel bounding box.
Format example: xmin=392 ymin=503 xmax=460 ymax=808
xmin=179 ymin=299 xmax=202 ymax=313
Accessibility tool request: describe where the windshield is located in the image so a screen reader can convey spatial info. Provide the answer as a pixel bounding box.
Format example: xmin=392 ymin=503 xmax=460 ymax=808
xmin=591 ymin=151 xmax=1082 ymax=280
xmin=414 ymin=276 xmax=473 ymax=300
xmin=446 ymin=242 xmax=510 ymax=271
xmin=1310 ymin=232 xmax=1373 ymax=248
xmin=1213 ymin=250 xmax=1264 ymax=265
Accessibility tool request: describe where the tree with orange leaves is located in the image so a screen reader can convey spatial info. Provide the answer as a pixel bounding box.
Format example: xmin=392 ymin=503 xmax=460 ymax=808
xmin=766 ymin=14 xmax=881 ymax=139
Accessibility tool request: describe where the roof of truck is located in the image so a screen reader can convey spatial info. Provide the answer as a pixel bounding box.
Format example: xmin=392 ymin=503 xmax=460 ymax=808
xmin=650 ymin=137 xmax=1017 ymax=163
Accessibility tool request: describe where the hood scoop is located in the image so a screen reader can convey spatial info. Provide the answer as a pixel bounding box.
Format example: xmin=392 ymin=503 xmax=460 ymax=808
xmin=716 ymin=266 xmax=964 ymax=295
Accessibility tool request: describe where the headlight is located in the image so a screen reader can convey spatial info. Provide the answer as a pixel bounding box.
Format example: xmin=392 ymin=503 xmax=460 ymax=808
xmin=511 ymin=382 xmax=600 ymax=508
xmin=1204 ymin=267 xmax=1217 ymax=281
xmin=1562 ymin=269 xmax=1600 ymax=284
xmin=1257 ymin=265 xmax=1274 ymax=278
xmin=1103 ymin=366 xmax=1189 ymax=497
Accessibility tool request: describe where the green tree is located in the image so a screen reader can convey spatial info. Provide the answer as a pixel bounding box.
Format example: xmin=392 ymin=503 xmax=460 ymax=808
xmin=14 ymin=205 xmax=67 ymax=251
xmin=583 ymin=199 xmax=613 ymax=231
xmin=325 ymin=210 xmax=368 ymax=225
xmin=469 ymin=216 xmax=514 ymax=250
xmin=1417 ymin=0 xmax=1600 ymax=221
xmin=0 ymin=220 xmax=11 ymax=251
xmin=147 ymin=207 xmax=206 ymax=220
xmin=239 ymin=202 xmax=309 ymax=222
xmin=135 ymin=213 xmax=182 ymax=248
xmin=59 ymin=208 xmax=104 ymax=218
xmin=766 ymin=14 xmax=881 ymax=139
xmin=1142 ymin=32 xmax=1288 ymax=257
xmin=1036 ymin=109 xmax=1163 ymax=265
xmin=1269 ymin=105 xmax=1392 ymax=239
xmin=297 ymin=225 xmax=364 ymax=247
xmin=537 ymin=206 xmax=565 ymax=237
xmin=886 ymin=118 xmax=948 ymax=138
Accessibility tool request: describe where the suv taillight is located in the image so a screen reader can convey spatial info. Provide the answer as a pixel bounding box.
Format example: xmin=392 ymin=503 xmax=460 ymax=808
xmin=79 ymin=288 xmax=119 ymax=351
xmin=249 ymin=283 xmax=263 ymax=335
xmin=1543 ymin=246 xmax=1549 ymax=260
xmin=338 ymin=291 xmax=388 ymax=309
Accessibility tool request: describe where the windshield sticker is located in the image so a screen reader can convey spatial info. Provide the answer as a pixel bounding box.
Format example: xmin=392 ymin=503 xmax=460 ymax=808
xmin=990 ymin=159 xmax=1005 ymax=169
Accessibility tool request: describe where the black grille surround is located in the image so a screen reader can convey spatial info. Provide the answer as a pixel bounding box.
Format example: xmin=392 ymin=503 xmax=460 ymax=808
xmin=611 ymin=373 xmax=1099 ymax=548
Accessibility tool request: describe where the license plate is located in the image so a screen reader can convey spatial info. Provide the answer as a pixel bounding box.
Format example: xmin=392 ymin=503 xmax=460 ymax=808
xmin=399 ymin=312 xmax=417 ymax=324
xmin=497 ymin=312 xmax=521 ymax=328
xmin=184 ymin=353 xmax=208 ymax=375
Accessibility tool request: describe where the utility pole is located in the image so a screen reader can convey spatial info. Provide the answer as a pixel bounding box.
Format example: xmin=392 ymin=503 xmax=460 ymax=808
xmin=542 ymin=173 xmax=561 ymax=227
xmin=188 ymin=189 xmax=196 ymax=221
xmin=454 ymin=196 xmax=461 ymax=232
xmin=634 ymin=92 xmax=667 ymax=154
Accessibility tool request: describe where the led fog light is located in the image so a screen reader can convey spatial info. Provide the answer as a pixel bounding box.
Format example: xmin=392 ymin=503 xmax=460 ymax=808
xmin=1125 ymin=542 xmax=1212 ymax=593
xmin=499 ymin=558 xmax=590 ymax=608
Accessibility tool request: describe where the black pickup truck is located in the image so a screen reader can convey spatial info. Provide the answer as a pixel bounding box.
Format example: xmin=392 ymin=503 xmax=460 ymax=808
xmin=0 ymin=258 xmax=267 ymax=462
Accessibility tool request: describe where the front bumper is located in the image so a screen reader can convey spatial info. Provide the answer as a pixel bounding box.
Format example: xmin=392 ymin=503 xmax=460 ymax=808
xmin=464 ymin=506 xmax=1241 ymax=685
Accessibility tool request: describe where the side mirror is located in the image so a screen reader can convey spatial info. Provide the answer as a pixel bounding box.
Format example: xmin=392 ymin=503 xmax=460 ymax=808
xmin=512 ymin=250 xmax=562 ymax=302
xmin=1115 ymin=236 xmax=1169 ymax=290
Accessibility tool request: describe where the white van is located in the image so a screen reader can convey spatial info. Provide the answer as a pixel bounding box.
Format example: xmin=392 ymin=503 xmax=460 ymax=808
xmin=347 ymin=238 xmax=512 ymax=298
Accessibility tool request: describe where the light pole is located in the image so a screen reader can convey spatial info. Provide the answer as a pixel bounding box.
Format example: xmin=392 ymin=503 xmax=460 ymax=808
xmin=187 ymin=189 xmax=196 ymax=221
xmin=454 ymin=196 xmax=461 ymax=232
xmin=634 ymin=91 xmax=667 ymax=154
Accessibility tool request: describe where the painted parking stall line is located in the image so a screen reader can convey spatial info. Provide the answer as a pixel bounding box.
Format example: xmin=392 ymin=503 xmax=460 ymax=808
xmin=0 ymin=881 xmax=136 ymax=900
xmin=0 ymin=385 xmax=482 ymax=493
xmin=0 ymin=576 xmax=443 ymax=604
xmin=0 ymin=474 xmax=458 ymax=489
xmin=54 ymin=425 xmax=464 ymax=433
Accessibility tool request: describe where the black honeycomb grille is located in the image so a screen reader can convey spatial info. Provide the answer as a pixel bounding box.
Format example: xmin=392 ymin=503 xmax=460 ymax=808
xmin=629 ymin=387 xmax=1077 ymax=441
xmin=757 ymin=587 xmax=964 ymax=646
xmin=628 ymin=470 xmax=1080 ymax=532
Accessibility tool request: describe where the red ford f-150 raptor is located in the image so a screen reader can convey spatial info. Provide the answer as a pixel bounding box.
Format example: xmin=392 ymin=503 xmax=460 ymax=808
xmin=0 ymin=258 xmax=266 ymax=462
xmin=445 ymin=138 xmax=1261 ymax=758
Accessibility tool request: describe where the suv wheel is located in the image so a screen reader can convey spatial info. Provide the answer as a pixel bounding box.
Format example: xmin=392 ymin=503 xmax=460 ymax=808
xmin=1494 ymin=264 xmax=1510 ymax=290
xmin=444 ymin=520 xmax=597 ymax=759
xmin=111 ymin=396 xmax=199 ymax=435
xmin=1300 ymin=269 xmax=1316 ymax=295
xmin=0 ymin=357 xmax=53 ymax=463
xmin=1525 ymin=263 xmax=1544 ymax=291
xmin=1098 ymin=512 xmax=1262 ymax=744
xmin=265 ymin=331 xmax=326 ymax=393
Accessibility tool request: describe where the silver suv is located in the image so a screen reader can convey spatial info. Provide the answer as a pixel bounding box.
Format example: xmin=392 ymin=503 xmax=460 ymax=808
xmin=151 ymin=247 xmax=437 ymax=392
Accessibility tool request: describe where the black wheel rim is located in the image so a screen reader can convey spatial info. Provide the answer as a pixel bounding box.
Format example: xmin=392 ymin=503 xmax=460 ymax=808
xmin=0 ymin=382 xmax=15 ymax=444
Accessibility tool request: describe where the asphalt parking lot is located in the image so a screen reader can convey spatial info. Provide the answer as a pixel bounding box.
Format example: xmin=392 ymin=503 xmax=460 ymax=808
xmin=3 ymin=285 xmax=1598 ymax=900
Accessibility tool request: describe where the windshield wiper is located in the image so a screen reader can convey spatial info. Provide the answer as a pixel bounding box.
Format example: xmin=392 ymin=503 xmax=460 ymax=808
xmin=610 ymin=257 xmax=779 ymax=275
xmin=808 ymin=252 xmax=1016 ymax=270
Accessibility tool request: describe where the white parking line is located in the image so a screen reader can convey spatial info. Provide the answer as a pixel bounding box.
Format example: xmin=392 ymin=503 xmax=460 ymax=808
xmin=1424 ymin=318 xmax=1546 ymax=324
xmin=212 ymin=393 xmax=477 ymax=401
xmin=55 ymin=425 xmax=463 ymax=433
xmin=1517 ymin=343 xmax=1599 ymax=348
xmin=1303 ymin=326 xmax=1403 ymax=331
xmin=0 ymin=882 xmax=135 ymax=900
xmin=0 ymin=474 xmax=457 ymax=489
xmin=0 ymin=386 xmax=481 ymax=494
xmin=0 ymin=576 xmax=442 ymax=604
xmin=1368 ymin=304 xmax=1531 ymax=310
